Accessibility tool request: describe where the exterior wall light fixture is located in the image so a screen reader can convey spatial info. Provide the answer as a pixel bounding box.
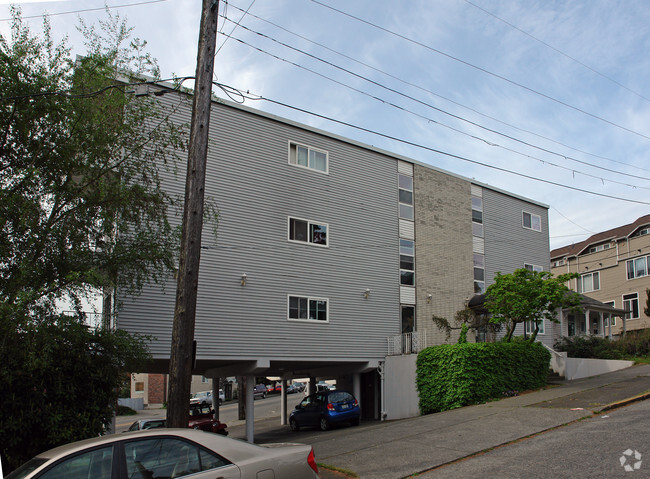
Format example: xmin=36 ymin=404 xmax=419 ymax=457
xmin=427 ymin=294 xmax=432 ymax=303
xmin=364 ymin=288 xmax=370 ymax=299
xmin=241 ymin=273 xmax=247 ymax=286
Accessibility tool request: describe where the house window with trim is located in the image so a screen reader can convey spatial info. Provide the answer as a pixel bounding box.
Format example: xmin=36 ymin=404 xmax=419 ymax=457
xmin=603 ymin=301 xmax=616 ymax=327
xmin=288 ymin=142 xmax=328 ymax=173
xmin=474 ymin=253 xmax=485 ymax=293
xmin=401 ymin=305 xmax=415 ymax=334
xmin=588 ymin=243 xmax=610 ymax=254
xmin=400 ymin=239 xmax=415 ymax=286
xmin=626 ymin=256 xmax=649 ymax=280
xmin=523 ymin=211 xmax=541 ymax=232
xmin=472 ymin=196 xmax=483 ymax=237
xmin=578 ymin=271 xmax=600 ymax=293
xmin=289 ymin=217 xmax=328 ymax=246
xmin=623 ymin=293 xmax=639 ymax=320
xmin=524 ymin=263 xmax=543 ymax=272
xmin=525 ymin=319 xmax=545 ymax=335
xmin=288 ymin=295 xmax=328 ymax=322
xmin=398 ymin=174 xmax=414 ymax=220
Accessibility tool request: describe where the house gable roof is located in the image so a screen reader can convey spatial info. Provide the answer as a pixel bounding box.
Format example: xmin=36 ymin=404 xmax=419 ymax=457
xmin=551 ymin=214 xmax=650 ymax=260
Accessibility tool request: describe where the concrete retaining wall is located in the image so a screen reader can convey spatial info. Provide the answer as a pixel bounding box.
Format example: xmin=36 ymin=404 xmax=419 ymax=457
xmin=118 ymin=397 xmax=144 ymax=410
xmin=548 ymin=350 xmax=634 ymax=380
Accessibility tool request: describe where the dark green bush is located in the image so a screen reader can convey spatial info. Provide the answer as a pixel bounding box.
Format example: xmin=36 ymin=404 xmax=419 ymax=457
xmin=416 ymin=342 xmax=550 ymax=414
xmin=554 ymin=330 xmax=650 ymax=359
xmin=116 ymin=405 xmax=137 ymax=416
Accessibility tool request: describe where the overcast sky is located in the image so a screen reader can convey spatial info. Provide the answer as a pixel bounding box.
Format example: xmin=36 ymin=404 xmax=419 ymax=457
xmin=3 ymin=0 xmax=650 ymax=251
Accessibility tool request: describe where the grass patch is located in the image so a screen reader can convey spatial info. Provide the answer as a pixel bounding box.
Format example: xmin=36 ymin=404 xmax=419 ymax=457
xmin=317 ymin=463 xmax=359 ymax=478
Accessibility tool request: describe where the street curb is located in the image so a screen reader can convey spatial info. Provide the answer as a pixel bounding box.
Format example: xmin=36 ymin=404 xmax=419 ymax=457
xmin=597 ymin=391 xmax=650 ymax=413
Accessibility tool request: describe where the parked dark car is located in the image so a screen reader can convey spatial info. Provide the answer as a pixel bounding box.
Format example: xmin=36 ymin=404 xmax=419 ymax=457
xmin=289 ymin=390 xmax=360 ymax=431
xmin=188 ymin=404 xmax=228 ymax=435
xmin=287 ymin=382 xmax=305 ymax=394
xmin=253 ymin=383 xmax=267 ymax=399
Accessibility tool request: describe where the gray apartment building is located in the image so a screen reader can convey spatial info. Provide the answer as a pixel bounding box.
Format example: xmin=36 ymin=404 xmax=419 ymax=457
xmin=116 ymin=83 xmax=551 ymax=428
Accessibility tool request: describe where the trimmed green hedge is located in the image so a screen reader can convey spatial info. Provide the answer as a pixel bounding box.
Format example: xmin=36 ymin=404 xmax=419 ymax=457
xmin=416 ymin=342 xmax=551 ymax=414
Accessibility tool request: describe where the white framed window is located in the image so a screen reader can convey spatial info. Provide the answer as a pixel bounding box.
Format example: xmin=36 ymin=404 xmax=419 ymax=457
xmin=631 ymin=227 xmax=649 ymax=238
xmin=288 ymin=217 xmax=328 ymax=246
xmin=523 ymin=211 xmax=542 ymax=232
xmin=623 ymin=293 xmax=639 ymax=320
xmin=525 ymin=319 xmax=545 ymax=335
xmin=288 ymin=142 xmax=328 ymax=173
xmin=578 ymin=272 xmax=600 ymax=293
xmin=398 ymin=174 xmax=414 ymax=220
xmin=524 ymin=263 xmax=543 ymax=272
xmin=588 ymin=243 xmax=610 ymax=254
xmin=626 ymin=256 xmax=649 ymax=280
xmin=288 ymin=295 xmax=329 ymax=322
xmin=472 ymin=196 xmax=483 ymax=238
xmin=603 ymin=302 xmax=616 ymax=327
xmin=474 ymin=253 xmax=485 ymax=293
xmin=201 ymin=376 xmax=209 ymax=383
xmin=400 ymin=239 xmax=415 ymax=286
xmin=552 ymin=259 xmax=565 ymax=268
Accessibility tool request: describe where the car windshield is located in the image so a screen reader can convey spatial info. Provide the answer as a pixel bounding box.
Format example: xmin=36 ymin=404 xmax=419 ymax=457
xmin=328 ymin=392 xmax=353 ymax=403
xmin=5 ymin=457 xmax=49 ymax=479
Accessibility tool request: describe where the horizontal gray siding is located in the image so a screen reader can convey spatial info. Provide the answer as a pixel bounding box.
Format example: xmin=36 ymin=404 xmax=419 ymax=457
xmin=482 ymin=187 xmax=553 ymax=346
xmin=117 ymin=93 xmax=400 ymax=363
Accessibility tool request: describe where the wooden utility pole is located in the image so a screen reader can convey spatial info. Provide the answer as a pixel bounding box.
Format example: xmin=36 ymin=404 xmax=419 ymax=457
xmin=167 ymin=0 xmax=219 ymax=428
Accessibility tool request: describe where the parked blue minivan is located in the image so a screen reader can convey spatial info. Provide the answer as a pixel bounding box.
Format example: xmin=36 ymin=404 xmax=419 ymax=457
xmin=289 ymin=390 xmax=360 ymax=431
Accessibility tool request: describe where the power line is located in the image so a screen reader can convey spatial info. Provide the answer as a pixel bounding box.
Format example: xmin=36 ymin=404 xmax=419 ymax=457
xmin=225 ymin=2 xmax=650 ymax=175
xmin=0 ymin=0 xmax=168 ymax=22
xmin=463 ymin=0 xmax=650 ymax=104
xmin=310 ymin=0 xmax=650 ymax=143
xmin=219 ymin=28 xmax=650 ymax=190
xmin=226 ymin=84 xmax=650 ymax=206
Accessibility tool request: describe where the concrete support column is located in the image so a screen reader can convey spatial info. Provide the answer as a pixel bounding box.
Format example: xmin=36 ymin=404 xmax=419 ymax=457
xmin=245 ymin=375 xmax=254 ymax=443
xmin=280 ymin=378 xmax=288 ymax=425
xmin=353 ymin=373 xmax=361 ymax=415
xmin=212 ymin=377 xmax=220 ymax=421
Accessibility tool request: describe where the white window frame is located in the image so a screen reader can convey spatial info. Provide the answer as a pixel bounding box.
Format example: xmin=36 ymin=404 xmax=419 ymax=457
xmin=524 ymin=263 xmax=544 ymax=272
xmin=525 ymin=319 xmax=545 ymax=335
xmin=603 ymin=301 xmax=616 ymax=327
xmin=522 ymin=211 xmax=542 ymax=232
xmin=398 ymin=173 xmax=414 ymax=220
xmin=626 ymin=256 xmax=649 ymax=280
xmin=288 ymin=217 xmax=329 ymax=247
xmin=400 ymin=239 xmax=415 ymax=286
xmin=474 ymin=253 xmax=485 ymax=294
xmin=287 ymin=295 xmax=329 ymax=323
xmin=288 ymin=141 xmax=329 ymax=174
xmin=578 ymin=271 xmax=600 ymax=293
xmin=623 ymin=293 xmax=639 ymax=320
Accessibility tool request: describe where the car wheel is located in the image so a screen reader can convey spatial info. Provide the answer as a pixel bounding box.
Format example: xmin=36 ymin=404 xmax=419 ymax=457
xmin=263 ymin=392 xmax=267 ymax=399
xmin=290 ymin=418 xmax=300 ymax=432
xmin=319 ymin=417 xmax=330 ymax=431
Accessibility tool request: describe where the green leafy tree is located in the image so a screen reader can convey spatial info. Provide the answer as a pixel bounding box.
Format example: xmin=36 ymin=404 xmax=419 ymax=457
xmin=0 ymin=8 xmax=191 ymax=470
xmin=485 ymin=268 xmax=581 ymax=342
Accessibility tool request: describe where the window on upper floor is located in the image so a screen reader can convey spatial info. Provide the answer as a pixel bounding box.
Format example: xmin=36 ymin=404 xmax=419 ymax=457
xmin=552 ymin=259 xmax=565 ymax=268
xmin=289 ymin=217 xmax=328 ymax=246
xmin=472 ymin=196 xmax=483 ymax=237
xmin=400 ymin=239 xmax=415 ymax=286
xmin=587 ymin=243 xmax=610 ymax=254
xmin=288 ymin=295 xmax=329 ymax=322
xmin=631 ymin=227 xmax=649 ymax=238
xmin=626 ymin=256 xmax=649 ymax=280
xmin=578 ymin=271 xmax=600 ymax=293
xmin=473 ymin=253 xmax=485 ymax=293
xmin=288 ymin=142 xmax=328 ymax=173
xmin=623 ymin=293 xmax=639 ymax=320
xmin=524 ymin=263 xmax=543 ymax=272
xmin=522 ymin=211 xmax=541 ymax=232
xmin=398 ymin=174 xmax=414 ymax=220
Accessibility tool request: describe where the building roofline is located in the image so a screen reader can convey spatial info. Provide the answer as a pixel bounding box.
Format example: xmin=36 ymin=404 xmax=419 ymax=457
xmin=146 ymin=77 xmax=549 ymax=210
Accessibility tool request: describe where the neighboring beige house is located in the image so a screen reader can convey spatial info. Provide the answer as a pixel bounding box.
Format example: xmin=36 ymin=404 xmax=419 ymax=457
xmin=131 ymin=374 xmax=215 ymax=406
xmin=551 ymin=214 xmax=650 ymax=337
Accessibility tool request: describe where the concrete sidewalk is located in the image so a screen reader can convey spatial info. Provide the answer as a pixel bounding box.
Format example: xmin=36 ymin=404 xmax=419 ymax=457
xmin=233 ymin=363 xmax=650 ymax=479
